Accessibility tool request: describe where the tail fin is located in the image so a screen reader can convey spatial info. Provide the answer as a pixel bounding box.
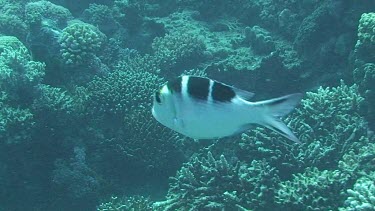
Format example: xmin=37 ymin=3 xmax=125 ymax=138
xmin=256 ymin=93 xmax=303 ymax=143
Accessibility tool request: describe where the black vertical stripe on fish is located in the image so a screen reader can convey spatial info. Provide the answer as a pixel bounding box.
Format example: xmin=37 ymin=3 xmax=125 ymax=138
xmin=211 ymin=81 xmax=236 ymax=102
xmin=167 ymin=76 xmax=182 ymax=93
xmin=187 ymin=76 xmax=210 ymax=100
xmin=155 ymin=91 xmax=161 ymax=103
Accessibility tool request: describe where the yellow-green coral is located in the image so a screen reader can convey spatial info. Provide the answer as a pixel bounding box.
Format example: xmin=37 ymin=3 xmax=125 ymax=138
xmin=59 ymin=22 xmax=106 ymax=66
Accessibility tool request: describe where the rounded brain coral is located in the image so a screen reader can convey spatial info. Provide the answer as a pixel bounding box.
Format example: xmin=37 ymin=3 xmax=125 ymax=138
xmin=59 ymin=22 xmax=106 ymax=66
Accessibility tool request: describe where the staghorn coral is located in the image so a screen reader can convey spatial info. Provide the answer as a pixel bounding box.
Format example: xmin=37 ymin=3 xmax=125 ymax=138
xmin=276 ymin=167 xmax=349 ymax=210
xmin=59 ymin=21 xmax=106 ymax=66
xmin=153 ymin=152 xmax=279 ymax=210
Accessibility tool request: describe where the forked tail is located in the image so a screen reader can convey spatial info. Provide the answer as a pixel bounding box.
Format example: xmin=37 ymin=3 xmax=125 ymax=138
xmin=256 ymin=93 xmax=303 ymax=143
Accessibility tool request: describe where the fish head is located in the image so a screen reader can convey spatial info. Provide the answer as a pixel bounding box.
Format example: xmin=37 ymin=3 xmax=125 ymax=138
xmin=152 ymin=84 xmax=176 ymax=129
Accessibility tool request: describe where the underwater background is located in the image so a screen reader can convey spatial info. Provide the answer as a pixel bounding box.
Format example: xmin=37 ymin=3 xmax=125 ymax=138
xmin=0 ymin=0 xmax=374 ymax=210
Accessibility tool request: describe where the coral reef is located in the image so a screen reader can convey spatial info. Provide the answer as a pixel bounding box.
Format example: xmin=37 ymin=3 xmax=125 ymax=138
xmin=340 ymin=172 xmax=375 ymax=211
xmin=353 ymin=12 xmax=375 ymax=128
xmin=0 ymin=36 xmax=45 ymax=104
xmin=151 ymin=31 xmax=206 ymax=73
xmin=84 ymin=67 xmax=163 ymax=118
xmin=0 ymin=0 xmax=28 ymax=40
xmin=276 ymin=167 xmax=349 ymax=210
xmin=52 ymin=146 xmax=99 ymax=199
xmin=98 ymin=195 xmax=153 ymax=211
xmin=153 ymin=152 xmax=279 ymax=210
xmin=59 ymin=21 xmax=106 ymax=66
xmin=355 ymin=12 xmax=375 ymax=62
xmin=0 ymin=0 xmax=374 ymax=210
xmin=237 ymin=82 xmax=368 ymax=175
xmin=0 ymin=92 xmax=35 ymax=145
xmin=82 ymin=4 xmax=118 ymax=35
xmin=25 ymin=0 xmax=73 ymax=27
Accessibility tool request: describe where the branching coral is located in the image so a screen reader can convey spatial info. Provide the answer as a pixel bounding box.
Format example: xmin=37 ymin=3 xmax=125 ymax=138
xmin=340 ymin=172 xmax=375 ymax=211
xmin=0 ymin=0 xmax=27 ymax=39
xmin=276 ymin=167 xmax=349 ymax=210
xmin=0 ymin=36 xmax=45 ymax=104
xmin=52 ymin=146 xmax=99 ymax=199
xmin=82 ymin=4 xmax=118 ymax=35
xmin=83 ymin=66 xmax=183 ymax=187
xmin=153 ymin=152 xmax=279 ymax=210
xmin=85 ymin=68 xmax=163 ymax=118
xmin=338 ymin=141 xmax=375 ymax=179
xmin=0 ymin=92 xmax=35 ymax=145
xmin=237 ymin=81 xmax=369 ymax=176
xmin=152 ymin=32 xmax=206 ymax=73
xmin=98 ymin=195 xmax=153 ymax=211
xmin=25 ymin=0 xmax=73 ymax=27
xmin=353 ymin=62 xmax=375 ymax=129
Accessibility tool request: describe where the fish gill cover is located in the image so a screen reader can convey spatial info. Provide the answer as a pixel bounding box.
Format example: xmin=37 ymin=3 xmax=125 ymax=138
xmin=0 ymin=0 xmax=374 ymax=210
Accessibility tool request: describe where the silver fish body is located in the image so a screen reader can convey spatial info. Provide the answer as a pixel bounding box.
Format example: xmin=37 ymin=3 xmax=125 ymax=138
xmin=152 ymin=75 xmax=302 ymax=143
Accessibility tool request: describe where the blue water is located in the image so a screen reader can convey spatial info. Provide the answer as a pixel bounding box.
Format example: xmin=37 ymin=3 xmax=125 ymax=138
xmin=0 ymin=0 xmax=374 ymax=210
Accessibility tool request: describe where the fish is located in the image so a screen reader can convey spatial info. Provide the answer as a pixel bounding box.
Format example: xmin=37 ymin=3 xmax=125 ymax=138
xmin=152 ymin=75 xmax=303 ymax=143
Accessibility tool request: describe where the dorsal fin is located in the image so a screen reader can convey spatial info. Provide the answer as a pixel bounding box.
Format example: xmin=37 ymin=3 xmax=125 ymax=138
xmin=232 ymin=87 xmax=255 ymax=101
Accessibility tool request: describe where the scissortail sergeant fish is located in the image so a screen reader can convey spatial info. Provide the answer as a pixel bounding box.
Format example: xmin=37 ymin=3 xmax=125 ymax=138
xmin=152 ymin=75 xmax=303 ymax=143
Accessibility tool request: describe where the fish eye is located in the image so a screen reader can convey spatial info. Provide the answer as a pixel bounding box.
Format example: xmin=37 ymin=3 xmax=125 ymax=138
xmin=155 ymin=91 xmax=162 ymax=104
